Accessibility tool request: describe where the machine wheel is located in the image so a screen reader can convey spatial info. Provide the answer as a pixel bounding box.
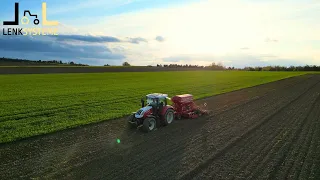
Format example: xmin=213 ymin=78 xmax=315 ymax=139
xmin=164 ymin=109 xmax=175 ymax=126
xmin=34 ymin=19 xmax=40 ymax=25
xmin=127 ymin=114 xmax=136 ymax=129
xmin=143 ymin=117 xmax=157 ymax=132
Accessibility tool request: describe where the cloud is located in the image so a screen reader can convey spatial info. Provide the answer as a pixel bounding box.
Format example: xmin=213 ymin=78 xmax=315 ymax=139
xmin=0 ymin=36 xmax=125 ymax=63
xmin=162 ymin=56 xmax=191 ymax=63
xmin=40 ymin=0 xmax=318 ymax=67
xmin=259 ymin=54 xmax=278 ymax=58
xmin=240 ymin=47 xmax=250 ymax=50
xmin=2 ymin=0 xmax=319 ymax=67
xmin=54 ymin=35 xmax=122 ymax=43
xmin=127 ymin=37 xmax=148 ymax=44
xmin=265 ymin=38 xmax=279 ymax=43
xmin=48 ymin=0 xmax=135 ymax=15
xmin=155 ymin=36 xmax=165 ymax=42
xmin=51 ymin=35 xmax=148 ymax=44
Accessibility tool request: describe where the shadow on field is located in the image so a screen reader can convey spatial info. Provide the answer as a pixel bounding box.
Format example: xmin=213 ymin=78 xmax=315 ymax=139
xmin=108 ymin=111 xmax=209 ymax=180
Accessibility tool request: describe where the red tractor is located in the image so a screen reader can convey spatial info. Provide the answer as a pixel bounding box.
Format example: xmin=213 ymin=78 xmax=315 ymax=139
xmin=127 ymin=93 xmax=175 ymax=132
xmin=128 ymin=93 xmax=208 ymax=132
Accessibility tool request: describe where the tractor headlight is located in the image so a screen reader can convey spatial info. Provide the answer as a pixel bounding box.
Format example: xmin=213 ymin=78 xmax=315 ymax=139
xmin=136 ymin=109 xmax=144 ymax=115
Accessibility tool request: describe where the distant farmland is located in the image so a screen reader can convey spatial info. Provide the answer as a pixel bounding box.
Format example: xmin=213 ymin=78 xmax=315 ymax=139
xmin=0 ymin=66 xmax=212 ymax=74
xmin=0 ymin=71 xmax=305 ymax=143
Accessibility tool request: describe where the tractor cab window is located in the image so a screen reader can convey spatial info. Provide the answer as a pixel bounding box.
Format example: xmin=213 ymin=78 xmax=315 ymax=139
xmin=146 ymin=96 xmax=167 ymax=106
xmin=146 ymin=98 xmax=157 ymax=105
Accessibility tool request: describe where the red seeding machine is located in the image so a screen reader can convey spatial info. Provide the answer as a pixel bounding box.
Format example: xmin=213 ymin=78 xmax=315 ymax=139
xmin=127 ymin=93 xmax=208 ymax=132
xmin=171 ymin=94 xmax=208 ymax=119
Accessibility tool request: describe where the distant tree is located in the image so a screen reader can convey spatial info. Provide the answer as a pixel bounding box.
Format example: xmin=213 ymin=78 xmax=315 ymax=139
xmin=104 ymin=64 xmax=110 ymax=66
xmin=206 ymin=62 xmax=225 ymax=70
xmin=122 ymin=62 xmax=131 ymax=66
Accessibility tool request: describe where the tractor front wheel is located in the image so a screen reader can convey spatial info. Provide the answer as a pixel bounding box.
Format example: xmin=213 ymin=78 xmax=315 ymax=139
xmin=164 ymin=109 xmax=175 ymax=126
xmin=127 ymin=114 xmax=136 ymax=129
xmin=143 ymin=117 xmax=157 ymax=132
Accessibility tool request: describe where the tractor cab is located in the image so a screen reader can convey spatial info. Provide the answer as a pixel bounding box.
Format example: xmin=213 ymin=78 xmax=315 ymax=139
xmin=128 ymin=93 xmax=175 ymax=132
xmin=139 ymin=93 xmax=169 ymax=117
xmin=143 ymin=93 xmax=169 ymax=107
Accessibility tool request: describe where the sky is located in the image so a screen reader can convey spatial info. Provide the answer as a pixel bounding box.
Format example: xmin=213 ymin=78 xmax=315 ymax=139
xmin=0 ymin=0 xmax=319 ymax=67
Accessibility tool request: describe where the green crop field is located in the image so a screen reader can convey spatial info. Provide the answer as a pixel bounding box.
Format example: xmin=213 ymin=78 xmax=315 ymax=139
xmin=0 ymin=71 xmax=306 ymax=143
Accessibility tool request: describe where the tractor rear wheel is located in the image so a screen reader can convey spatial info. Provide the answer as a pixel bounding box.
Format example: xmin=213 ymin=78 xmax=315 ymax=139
xmin=143 ymin=117 xmax=157 ymax=132
xmin=164 ymin=109 xmax=175 ymax=126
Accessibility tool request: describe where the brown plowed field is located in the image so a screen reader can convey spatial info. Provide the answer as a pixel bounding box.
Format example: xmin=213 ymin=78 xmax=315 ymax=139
xmin=1 ymin=74 xmax=320 ymax=180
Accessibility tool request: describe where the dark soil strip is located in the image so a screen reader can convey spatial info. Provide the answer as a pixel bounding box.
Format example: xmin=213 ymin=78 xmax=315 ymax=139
xmin=181 ymin=77 xmax=320 ymax=180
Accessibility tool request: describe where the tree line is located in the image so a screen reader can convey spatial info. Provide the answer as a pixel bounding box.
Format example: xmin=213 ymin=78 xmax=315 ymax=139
xmin=0 ymin=57 xmax=89 ymax=66
xmin=242 ymin=65 xmax=320 ymax=71
xmin=106 ymin=61 xmax=320 ymax=71
xmin=153 ymin=62 xmax=229 ymax=70
xmin=1 ymin=58 xmax=319 ymax=71
xmin=118 ymin=62 xmax=225 ymax=69
xmin=154 ymin=63 xmax=320 ymax=71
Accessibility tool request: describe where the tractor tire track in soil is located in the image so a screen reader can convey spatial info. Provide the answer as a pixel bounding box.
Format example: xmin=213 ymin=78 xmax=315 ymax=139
xmin=0 ymin=74 xmax=320 ymax=180
xmin=190 ymin=77 xmax=320 ymax=180
xmin=181 ymin=77 xmax=320 ymax=180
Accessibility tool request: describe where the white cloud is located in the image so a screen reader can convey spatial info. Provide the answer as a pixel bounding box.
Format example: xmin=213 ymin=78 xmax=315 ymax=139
xmin=12 ymin=0 xmax=319 ymax=66
xmin=155 ymin=36 xmax=165 ymax=42
xmin=48 ymin=0 xmax=135 ymax=15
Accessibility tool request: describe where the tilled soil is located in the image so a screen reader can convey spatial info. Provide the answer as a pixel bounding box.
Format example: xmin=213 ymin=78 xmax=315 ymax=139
xmin=1 ymin=74 xmax=320 ymax=180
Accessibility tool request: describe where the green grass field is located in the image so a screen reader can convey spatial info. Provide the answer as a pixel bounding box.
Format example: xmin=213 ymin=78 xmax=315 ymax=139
xmin=0 ymin=71 xmax=306 ymax=143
